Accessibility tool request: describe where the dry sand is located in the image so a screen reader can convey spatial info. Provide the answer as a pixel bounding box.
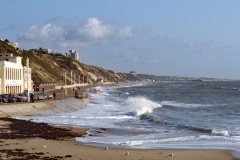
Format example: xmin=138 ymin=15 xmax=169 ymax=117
xmin=0 ymin=89 xmax=237 ymax=160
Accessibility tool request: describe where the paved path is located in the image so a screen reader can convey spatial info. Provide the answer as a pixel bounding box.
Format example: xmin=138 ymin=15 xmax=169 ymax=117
xmin=0 ymin=97 xmax=87 ymax=117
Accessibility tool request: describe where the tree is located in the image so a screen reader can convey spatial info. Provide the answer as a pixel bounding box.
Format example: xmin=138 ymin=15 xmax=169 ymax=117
xmin=4 ymin=39 xmax=9 ymax=43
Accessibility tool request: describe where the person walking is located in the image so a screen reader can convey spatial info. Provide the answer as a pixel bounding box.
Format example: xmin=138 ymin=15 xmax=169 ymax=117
xmin=30 ymin=93 xmax=34 ymax=103
xmin=53 ymin=91 xmax=56 ymax=100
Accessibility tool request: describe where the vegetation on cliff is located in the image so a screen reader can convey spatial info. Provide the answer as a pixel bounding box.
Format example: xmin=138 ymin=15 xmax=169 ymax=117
xmin=0 ymin=39 xmax=141 ymax=85
xmin=0 ymin=39 xmax=18 ymax=54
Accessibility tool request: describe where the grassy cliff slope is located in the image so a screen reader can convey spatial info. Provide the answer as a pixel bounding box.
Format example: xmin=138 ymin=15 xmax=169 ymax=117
xmin=0 ymin=40 xmax=141 ymax=85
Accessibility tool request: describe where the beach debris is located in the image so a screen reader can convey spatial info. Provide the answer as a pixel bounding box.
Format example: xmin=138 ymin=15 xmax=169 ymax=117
xmin=125 ymin=152 xmax=130 ymax=156
xmin=104 ymin=147 xmax=109 ymax=150
xmin=65 ymin=155 xmax=72 ymax=158
xmin=35 ymin=152 xmax=44 ymax=155
xmin=169 ymin=153 xmax=174 ymax=157
xmin=43 ymin=145 xmax=47 ymax=148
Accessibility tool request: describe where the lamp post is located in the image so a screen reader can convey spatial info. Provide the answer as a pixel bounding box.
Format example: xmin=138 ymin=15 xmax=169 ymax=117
xmin=64 ymin=72 xmax=67 ymax=96
xmin=62 ymin=73 xmax=64 ymax=85
xmin=26 ymin=57 xmax=30 ymax=102
xmin=74 ymin=73 xmax=75 ymax=85
xmin=62 ymin=73 xmax=64 ymax=97
xmin=71 ymin=71 xmax=73 ymax=85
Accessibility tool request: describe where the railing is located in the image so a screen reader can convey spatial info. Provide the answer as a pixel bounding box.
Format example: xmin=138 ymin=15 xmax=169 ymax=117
xmin=55 ymin=83 xmax=89 ymax=90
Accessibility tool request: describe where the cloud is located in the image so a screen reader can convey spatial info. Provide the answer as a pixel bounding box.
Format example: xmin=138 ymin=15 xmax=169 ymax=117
xmin=124 ymin=51 xmax=139 ymax=62
xmin=117 ymin=26 xmax=133 ymax=37
xmin=64 ymin=18 xmax=133 ymax=42
xmin=63 ymin=18 xmax=113 ymax=41
xmin=19 ymin=23 xmax=63 ymax=41
xmin=81 ymin=18 xmax=113 ymax=39
xmin=18 ymin=17 xmax=133 ymax=50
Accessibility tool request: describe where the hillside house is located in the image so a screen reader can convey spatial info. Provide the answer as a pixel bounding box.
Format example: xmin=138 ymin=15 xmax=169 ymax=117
xmin=69 ymin=50 xmax=80 ymax=62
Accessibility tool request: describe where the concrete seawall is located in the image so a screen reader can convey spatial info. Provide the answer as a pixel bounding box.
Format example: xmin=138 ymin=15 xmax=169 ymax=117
xmin=0 ymin=97 xmax=87 ymax=117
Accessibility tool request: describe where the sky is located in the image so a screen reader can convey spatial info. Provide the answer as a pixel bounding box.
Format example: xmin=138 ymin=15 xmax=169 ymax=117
xmin=1 ymin=0 xmax=240 ymax=79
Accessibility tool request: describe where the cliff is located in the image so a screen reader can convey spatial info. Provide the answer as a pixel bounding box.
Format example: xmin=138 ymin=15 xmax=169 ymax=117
xmin=0 ymin=40 xmax=141 ymax=85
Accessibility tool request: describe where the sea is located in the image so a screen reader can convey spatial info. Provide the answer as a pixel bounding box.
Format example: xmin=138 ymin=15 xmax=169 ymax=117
xmin=17 ymin=80 xmax=240 ymax=157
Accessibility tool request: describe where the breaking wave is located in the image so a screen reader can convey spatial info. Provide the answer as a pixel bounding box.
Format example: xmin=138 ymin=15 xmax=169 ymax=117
xmin=138 ymin=113 xmax=162 ymax=123
xmin=125 ymin=96 xmax=162 ymax=116
xmin=161 ymin=101 xmax=213 ymax=108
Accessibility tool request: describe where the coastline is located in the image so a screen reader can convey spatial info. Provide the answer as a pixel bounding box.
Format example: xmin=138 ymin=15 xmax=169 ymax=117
xmin=0 ymin=89 xmax=237 ymax=159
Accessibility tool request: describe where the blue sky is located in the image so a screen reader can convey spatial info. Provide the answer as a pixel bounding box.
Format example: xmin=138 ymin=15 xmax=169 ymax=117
xmin=1 ymin=0 xmax=240 ymax=79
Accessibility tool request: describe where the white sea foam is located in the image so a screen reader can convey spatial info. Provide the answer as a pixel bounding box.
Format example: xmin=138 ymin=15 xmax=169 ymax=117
xmin=125 ymin=96 xmax=162 ymax=116
xmin=82 ymin=115 xmax=132 ymax=120
xmin=161 ymin=101 xmax=212 ymax=108
xmin=114 ymin=82 xmax=146 ymax=88
xmin=110 ymin=136 xmax=197 ymax=147
xmin=212 ymin=129 xmax=229 ymax=136
xmin=228 ymin=136 xmax=240 ymax=143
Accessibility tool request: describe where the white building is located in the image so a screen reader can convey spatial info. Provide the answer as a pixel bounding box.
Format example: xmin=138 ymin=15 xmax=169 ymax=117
xmin=41 ymin=48 xmax=52 ymax=54
xmin=69 ymin=50 xmax=80 ymax=62
xmin=7 ymin=42 xmax=18 ymax=50
xmin=0 ymin=53 xmax=32 ymax=94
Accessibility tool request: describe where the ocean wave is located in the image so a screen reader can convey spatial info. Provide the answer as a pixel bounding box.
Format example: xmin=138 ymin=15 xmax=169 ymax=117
xmin=161 ymin=101 xmax=212 ymax=108
xmin=115 ymin=136 xmax=197 ymax=146
xmin=138 ymin=113 xmax=162 ymax=123
xmin=185 ymin=125 xmax=212 ymax=133
xmin=178 ymin=125 xmax=231 ymax=137
xmin=82 ymin=115 xmax=133 ymax=120
xmin=212 ymin=129 xmax=229 ymax=136
xmin=109 ymin=82 xmax=145 ymax=90
xmin=165 ymin=123 xmax=213 ymax=134
xmin=125 ymin=96 xmax=162 ymax=116
xmin=113 ymin=133 xmax=240 ymax=147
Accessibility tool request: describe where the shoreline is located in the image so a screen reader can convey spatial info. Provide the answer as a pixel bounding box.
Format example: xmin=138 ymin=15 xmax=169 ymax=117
xmin=0 ymin=88 xmax=238 ymax=159
xmin=0 ymin=117 xmax=237 ymax=160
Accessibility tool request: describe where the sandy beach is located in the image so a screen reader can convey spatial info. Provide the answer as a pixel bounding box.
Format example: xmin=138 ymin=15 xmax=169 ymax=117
xmin=0 ymin=89 xmax=237 ymax=160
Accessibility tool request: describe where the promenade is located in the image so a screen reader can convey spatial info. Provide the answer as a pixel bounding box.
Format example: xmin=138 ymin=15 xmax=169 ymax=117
xmin=0 ymin=84 xmax=90 ymax=117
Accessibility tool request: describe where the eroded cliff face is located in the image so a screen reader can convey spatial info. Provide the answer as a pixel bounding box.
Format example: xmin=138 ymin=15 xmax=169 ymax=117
xmin=25 ymin=51 xmax=141 ymax=85
xmin=0 ymin=40 xmax=140 ymax=85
